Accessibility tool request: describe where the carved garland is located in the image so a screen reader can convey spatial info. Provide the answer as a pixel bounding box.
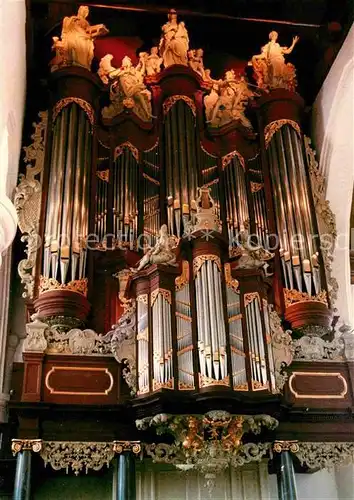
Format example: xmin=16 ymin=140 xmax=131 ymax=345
xmin=222 ymin=150 xmax=246 ymax=170
xmin=52 ymin=98 xmax=95 ymax=125
xmin=15 ymin=111 xmax=48 ymax=299
xmin=163 ymin=95 xmax=196 ymax=117
xmin=264 ymin=119 xmax=301 ymax=148
xmin=305 ymin=136 xmax=338 ymax=304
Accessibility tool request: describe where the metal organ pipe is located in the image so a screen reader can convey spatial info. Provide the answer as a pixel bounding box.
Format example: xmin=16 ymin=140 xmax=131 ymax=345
xmin=43 ymin=104 xmax=92 ymax=284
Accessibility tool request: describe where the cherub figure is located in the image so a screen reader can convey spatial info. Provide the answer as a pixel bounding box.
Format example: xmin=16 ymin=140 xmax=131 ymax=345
xmin=237 ymin=229 xmax=274 ymax=275
xmin=188 ymin=48 xmax=205 ymax=78
xmin=97 ymin=54 xmax=115 ymax=84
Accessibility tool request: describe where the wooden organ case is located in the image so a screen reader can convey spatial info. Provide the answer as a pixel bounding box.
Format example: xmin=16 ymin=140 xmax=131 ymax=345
xmin=10 ymin=8 xmax=354 ymax=497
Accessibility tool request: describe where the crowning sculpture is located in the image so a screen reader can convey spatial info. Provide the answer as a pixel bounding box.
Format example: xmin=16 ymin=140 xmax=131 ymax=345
xmin=250 ymin=31 xmax=299 ymax=91
xmin=102 ymin=56 xmax=153 ymax=122
xmin=159 ymin=9 xmax=189 ymax=67
xmin=50 ymin=6 xmax=108 ymax=71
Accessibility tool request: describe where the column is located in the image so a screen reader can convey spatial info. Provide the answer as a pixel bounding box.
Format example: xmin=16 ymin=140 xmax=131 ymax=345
xmin=276 ymin=451 xmax=298 ymax=500
xmin=113 ymin=454 xmax=136 ymax=500
xmin=13 ymin=450 xmax=31 ymax=500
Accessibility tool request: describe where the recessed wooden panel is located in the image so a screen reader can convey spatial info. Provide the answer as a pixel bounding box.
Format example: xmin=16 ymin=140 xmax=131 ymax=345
xmin=289 ymin=371 xmax=348 ymax=399
xmin=42 ymin=356 xmax=120 ymax=405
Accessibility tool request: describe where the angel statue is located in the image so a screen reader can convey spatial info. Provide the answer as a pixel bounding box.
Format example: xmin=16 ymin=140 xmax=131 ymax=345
xmin=52 ymin=6 xmax=108 ymax=71
xmin=159 ymin=9 xmax=189 ymax=68
xmin=132 ymin=225 xmax=177 ymax=272
xmin=145 ymin=47 xmax=163 ymax=76
xmin=250 ymin=31 xmax=299 ymax=91
xmin=101 ymin=55 xmax=153 ymax=122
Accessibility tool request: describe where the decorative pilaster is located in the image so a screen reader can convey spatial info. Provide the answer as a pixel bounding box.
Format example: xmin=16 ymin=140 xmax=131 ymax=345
xmin=273 ymin=441 xmax=299 ymax=500
xmin=12 ymin=440 xmax=42 ymax=500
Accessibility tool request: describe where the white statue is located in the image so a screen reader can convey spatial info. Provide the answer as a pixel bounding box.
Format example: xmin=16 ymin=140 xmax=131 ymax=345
xmin=145 ymin=47 xmax=163 ymax=76
xmin=204 ymin=70 xmax=255 ymax=129
xmin=97 ymin=54 xmax=115 ymax=84
xmin=188 ymin=48 xmax=205 ymax=78
xmin=237 ymin=230 xmax=274 ymax=275
xmin=159 ymin=9 xmax=189 ymax=68
xmin=51 ymin=6 xmax=108 ymax=71
xmin=133 ymin=225 xmax=177 ymax=272
xmin=250 ymin=31 xmax=299 ymax=91
xmin=102 ymin=55 xmax=153 ymax=122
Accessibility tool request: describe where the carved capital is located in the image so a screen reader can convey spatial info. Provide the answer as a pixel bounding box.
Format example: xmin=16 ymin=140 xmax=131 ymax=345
xmin=113 ymin=441 xmax=141 ymax=455
xmin=11 ymin=439 xmax=42 ymax=455
xmin=273 ymin=440 xmax=299 ymax=453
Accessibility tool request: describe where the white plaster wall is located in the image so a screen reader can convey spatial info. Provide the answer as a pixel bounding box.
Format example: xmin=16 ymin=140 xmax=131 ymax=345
xmin=312 ymin=23 xmax=354 ymax=326
xmin=296 ymin=470 xmax=339 ymax=500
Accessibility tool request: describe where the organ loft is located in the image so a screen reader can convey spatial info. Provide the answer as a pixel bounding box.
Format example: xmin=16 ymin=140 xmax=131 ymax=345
xmin=4 ymin=4 xmax=354 ymax=500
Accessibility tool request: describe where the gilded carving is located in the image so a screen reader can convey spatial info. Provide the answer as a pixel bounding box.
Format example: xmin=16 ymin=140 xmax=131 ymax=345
xmin=39 ymin=276 xmax=88 ymax=297
xmin=284 ymin=288 xmax=328 ymax=308
xmin=15 ymin=111 xmax=48 ymax=299
xmin=224 ymin=263 xmax=239 ymax=294
xmin=12 ymin=439 xmax=43 ymax=455
xmin=305 ymin=136 xmax=338 ymax=304
xmin=96 ymin=170 xmax=109 ymax=182
xmin=294 ymin=442 xmax=354 ymax=470
xmin=264 ymin=119 xmax=301 ymax=148
xmin=273 ymin=440 xmax=299 ymax=453
xmin=52 ymin=97 xmax=95 ymax=125
xmin=151 ymin=288 xmax=172 ymax=306
xmin=163 ymin=96 xmax=196 ymax=117
xmin=114 ymin=142 xmax=139 ymax=161
xmin=222 ymin=150 xmax=246 ymax=170
xmin=137 ymin=412 xmax=277 ymax=481
xmin=193 ymin=254 xmax=222 ymax=276
xmin=113 ymin=441 xmax=141 ymax=455
xmin=250 ymin=182 xmax=263 ymax=193
xmin=40 ymin=441 xmax=115 ymax=475
xmin=175 ymin=261 xmax=190 ymax=291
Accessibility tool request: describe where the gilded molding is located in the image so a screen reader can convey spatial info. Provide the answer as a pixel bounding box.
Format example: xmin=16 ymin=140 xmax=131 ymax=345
xmin=175 ymin=261 xmax=190 ymax=291
xmin=305 ymin=136 xmax=338 ymax=304
xmin=244 ymin=292 xmax=260 ymax=308
xmin=193 ymin=254 xmax=221 ymax=276
xmin=222 ymin=150 xmax=246 ymax=170
xmin=12 ymin=439 xmax=43 ymax=455
xmin=284 ymin=288 xmax=328 ymax=308
xmin=39 ymin=276 xmax=88 ymax=297
xmin=52 ymin=98 xmax=95 ymax=125
xmin=15 ymin=111 xmax=48 ymax=299
xmin=163 ymin=95 xmax=196 ymax=117
xmin=45 ymin=366 xmax=114 ymax=396
xmin=151 ymin=288 xmax=172 ymax=306
xmin=114 ymin=142 xmax=139 ymax=161
xmin=224 ymin=263 xmax=239 ymax=293
xmin=199 ymin=374 xmax=230 ymax=388
xmin=288 ymin=371 xmax=348 ymax=399
xmin=264 ymin=120 xmax=300 ymax=148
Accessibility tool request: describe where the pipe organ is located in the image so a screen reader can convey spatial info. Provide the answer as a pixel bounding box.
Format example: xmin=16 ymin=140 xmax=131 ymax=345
xmin=19 ymin=7 xmax=333 ymax=403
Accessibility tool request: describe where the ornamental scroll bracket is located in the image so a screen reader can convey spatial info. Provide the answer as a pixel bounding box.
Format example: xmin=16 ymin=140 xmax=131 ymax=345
xmin=269 ymin=308 xmax=294 ymax=392
xmin=136 ymin=411 xmax=278 ymax=486
xmin=305 ymin=136 xmax=338 ymax=305
xmin=14 ymin=111 xmax=48 ymax=299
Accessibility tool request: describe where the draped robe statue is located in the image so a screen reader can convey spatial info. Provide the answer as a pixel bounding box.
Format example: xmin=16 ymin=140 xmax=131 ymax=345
xmin=159 ymin=10 xmax=189 ymax=68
